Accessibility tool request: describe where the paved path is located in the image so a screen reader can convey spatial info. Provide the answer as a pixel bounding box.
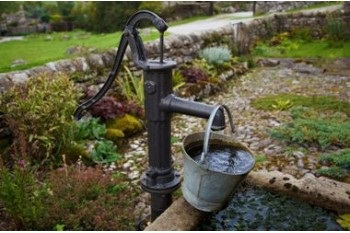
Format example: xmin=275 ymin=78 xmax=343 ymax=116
xmin=167 ymin=4 xmax=343 ymax=35
xmin=167 ymin=12 xmax=254 ymax=35
xmin=0 ymin=36 xmax=24 ymax=43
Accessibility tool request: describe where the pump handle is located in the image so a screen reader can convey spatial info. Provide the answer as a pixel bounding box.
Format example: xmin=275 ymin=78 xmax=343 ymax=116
xmin=74 ymin=11 xmax=167 ymax=120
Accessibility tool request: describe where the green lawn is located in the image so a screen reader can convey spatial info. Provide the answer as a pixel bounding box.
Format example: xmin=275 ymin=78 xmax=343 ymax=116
xmin=0 ymin=30 xmax=160 ymax=73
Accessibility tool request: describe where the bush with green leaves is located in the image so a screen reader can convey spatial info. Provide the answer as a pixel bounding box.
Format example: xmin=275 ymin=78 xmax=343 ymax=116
xmin=82 ymin=89 xmax=144 ymax=121
xmin=270 ymin=107 xmax=350 ymax=149
xmin=0 ymin=162 xmax=49 ymax=229
xmin=252 ymin=94 xmax=350 ymax=117
xmin=317 ymin=166 xmax=347 ymax=180
xmin=91 ymin=140 xmax=121 ymax=164
xmin=0 ymin=162 xmax=137 ymax=230
xmin=41 ymin=165 xmax=136 ymax=230
xmin=326 ymin=17 xmax=349 ymax=42
xmin=199 ymin=47 xmax=232 ymax=67
xmin=75 ymin=117 xmax=107 ymax=140
xmin=117 ymin=66 xmax=144 ymax=107
xmin=0 ymin=73 xmax=81 ymax=166
xmin=319 ymin=149 xmax=350 ymax=169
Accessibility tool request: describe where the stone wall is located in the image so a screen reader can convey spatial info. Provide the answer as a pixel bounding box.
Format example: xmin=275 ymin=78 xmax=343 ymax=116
xmin=255 ymin=1 xmax=322 ymax=15
xmin=0 ymin=7 xmax=347 ymax=94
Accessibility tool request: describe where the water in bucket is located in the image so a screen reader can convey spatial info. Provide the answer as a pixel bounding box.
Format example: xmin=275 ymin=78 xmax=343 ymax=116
xmin=188 ymin=144 xmax=255 ymax=174
xmin=182 ymin=105 xmax=255 ymax=212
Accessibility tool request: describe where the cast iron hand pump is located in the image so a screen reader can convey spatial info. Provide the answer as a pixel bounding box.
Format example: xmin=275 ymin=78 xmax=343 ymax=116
xmin=74 ymin=10 xmax=226 ymax=221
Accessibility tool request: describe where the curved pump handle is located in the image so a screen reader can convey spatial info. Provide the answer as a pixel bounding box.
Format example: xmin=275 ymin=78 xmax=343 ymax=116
xmin=74 ymin=10 xmax=168 ymax=120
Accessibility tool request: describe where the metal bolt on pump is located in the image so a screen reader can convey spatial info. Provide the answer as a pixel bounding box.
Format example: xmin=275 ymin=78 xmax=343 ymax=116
xmin=74 ymin=10 xmax=227 ymax=221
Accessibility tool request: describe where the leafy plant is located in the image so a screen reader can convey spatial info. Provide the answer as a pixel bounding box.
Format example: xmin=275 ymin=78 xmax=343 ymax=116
xmin=317 ymin=166 xmax=347 ymax=180
xmin=252 ymin=94 xmax=350 ymax=117
xmin=0 ymin=163 xmax=48 ymax=229
xmin=75 ymin=117 xmax=106 ymax=140
xmin=181 ymin=67 xmax=209 ymax=83
xmin=199 ymin=46 xmax=232 ymax=67
xmin=83 ymin=89 xmax=144 ymax=121
xmin=271 ymin=99 xmax=293 ymax=111
xmin=118 ymin=65 xmax=144 ymax=106
xmin=326 ymin=18 xmax=349 ymax=42
xmin=91 ymin=140 xmax=121 ymax=164
xmin=0 ymin=73 xmax=80 ymax=166
xmin=319 ymin=149 xmax=350 ymax=169
xmin=172 ymin=69 xmax=186 ymax=91
xmin=270 ymin=107 xmax=350 ymax=149
xmin=255 ymin=154 xmax=267 ymax=164
xmin=42 ymin=164 xmax=136 ymax=230
xmin=337 ymin=214 xmax=350 ymax=230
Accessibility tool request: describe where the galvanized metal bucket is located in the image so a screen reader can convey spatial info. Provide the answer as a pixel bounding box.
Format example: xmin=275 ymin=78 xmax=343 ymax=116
xmin=181 ymin=106 xmax=255 ymax=212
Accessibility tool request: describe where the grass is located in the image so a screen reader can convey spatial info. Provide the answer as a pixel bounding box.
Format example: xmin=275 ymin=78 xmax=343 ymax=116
xmin=252 ymin=39 xmax=350 ymax=59
xmin=0 ymin=29 xmax=160 ymax=73
xmin=251 ymin=93 xmax=350 ymax=116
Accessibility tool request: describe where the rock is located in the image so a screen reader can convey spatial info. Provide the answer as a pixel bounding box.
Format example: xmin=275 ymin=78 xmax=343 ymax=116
xmin=0 ymin=76 xmax=13 ymax=94
xmin=11 ymin=59 xmax=26 ymax=67
xmin=11 ymin=72 xmax=28 ymax=83
xmin=257 ymin=58 xmax=280 ymax=67
xmin=297 ymin=158 xmax=304 ymax=168
xmin=292 ymin=151 xmax=305 ymax=158
xmin=128 ymin=171 xmax=140 ymax=180
xmin=247 ymin=170 xmax=350 ymax=214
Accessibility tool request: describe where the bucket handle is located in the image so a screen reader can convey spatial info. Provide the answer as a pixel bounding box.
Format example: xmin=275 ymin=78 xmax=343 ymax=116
xmin=200 ymin=105 xmax=235 ymax=163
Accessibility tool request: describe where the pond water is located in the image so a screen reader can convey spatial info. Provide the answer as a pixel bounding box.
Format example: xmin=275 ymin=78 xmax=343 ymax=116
xmin=198 ymin=185 xmax=343 ymax=231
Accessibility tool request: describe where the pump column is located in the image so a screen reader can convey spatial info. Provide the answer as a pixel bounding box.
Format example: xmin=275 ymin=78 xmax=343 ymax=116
xmin=140 ymin=60 xmax=181 ymax=221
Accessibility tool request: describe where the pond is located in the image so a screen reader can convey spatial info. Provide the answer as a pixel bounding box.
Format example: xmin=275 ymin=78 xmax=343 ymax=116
xmin=198 ymin=185 xmax=343 ymax=231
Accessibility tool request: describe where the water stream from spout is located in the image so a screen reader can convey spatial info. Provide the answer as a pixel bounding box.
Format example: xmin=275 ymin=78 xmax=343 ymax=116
xmin=200 ymin=105 xmax=235 ymax=163
xmin=195 ymin=105 xmax=255 ymax=174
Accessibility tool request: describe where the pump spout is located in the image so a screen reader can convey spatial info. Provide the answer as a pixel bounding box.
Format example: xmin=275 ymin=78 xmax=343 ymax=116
xmin=160 ymin=94 xmax=226 ymax=131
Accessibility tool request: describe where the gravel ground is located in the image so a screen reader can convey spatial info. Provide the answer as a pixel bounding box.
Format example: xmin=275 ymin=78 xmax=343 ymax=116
xmin=120 ymin=58 xmax=350 ymax=222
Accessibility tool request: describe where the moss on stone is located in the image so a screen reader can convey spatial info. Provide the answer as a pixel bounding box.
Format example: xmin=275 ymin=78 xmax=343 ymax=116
xmin=106 ymin=114 xmax=143 ymax=137
xmin=105 ymin=128 xmax=125 ymax=143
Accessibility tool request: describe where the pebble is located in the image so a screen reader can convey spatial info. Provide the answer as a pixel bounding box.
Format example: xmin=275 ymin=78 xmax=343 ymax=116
xmin=123 ymin=162 xmax=132 ymax=170
xmin=297 ymin=159 xmax=304 ymax=168
xmin=293 ymin=151 xmax=305 ymax=158
xmin=128 ymin=171 xmax=140 ymax=180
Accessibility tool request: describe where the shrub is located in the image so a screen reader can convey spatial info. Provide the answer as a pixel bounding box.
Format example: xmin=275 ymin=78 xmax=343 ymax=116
xmin=251 ymin=94 xmax=350 ymax=117
xmin=0 ymin=73 xmax=81 ymax=166
xmin=181 ymin=67 xmax=209 ymax=83
xmin=0 ymin=162 xmax=48 ymax=229
xmin=172 ymin=69 xmax=186 ymax=91
xmin=117 ymin=66 xmax=144 ymax=107
xmin=106 ymin=114 xmax=143 ymax=137
xmin=317 ymin=166 xmax=347 ymax=180
xmin=326 ymin=18 xmax=349 ymax=42
xmin=91 ymin=140 xmax=121 ymax=164
xmin=199 ymin=47 xmax=232 ymax=67
xmin=42 ymin=165 xmax=136 ymax=230
xmin=319 ymin=149 xmax=350 ymax=169
xmin=82 ymin=89 xmax=144 ymax=121
xmin=270 ymin=107 xmax=350 ymax=149
xmin=75 ymin=117 xmax=107 ymax=140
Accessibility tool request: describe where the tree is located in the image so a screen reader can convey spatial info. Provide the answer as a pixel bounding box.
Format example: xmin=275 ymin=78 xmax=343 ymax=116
xmin=0 ymin=2 xmax=19 ymax=15
xmin=57 ymin=1 xmax=75 ymax=31
xmin=88 ymin=2 xmax=141 ymax=33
